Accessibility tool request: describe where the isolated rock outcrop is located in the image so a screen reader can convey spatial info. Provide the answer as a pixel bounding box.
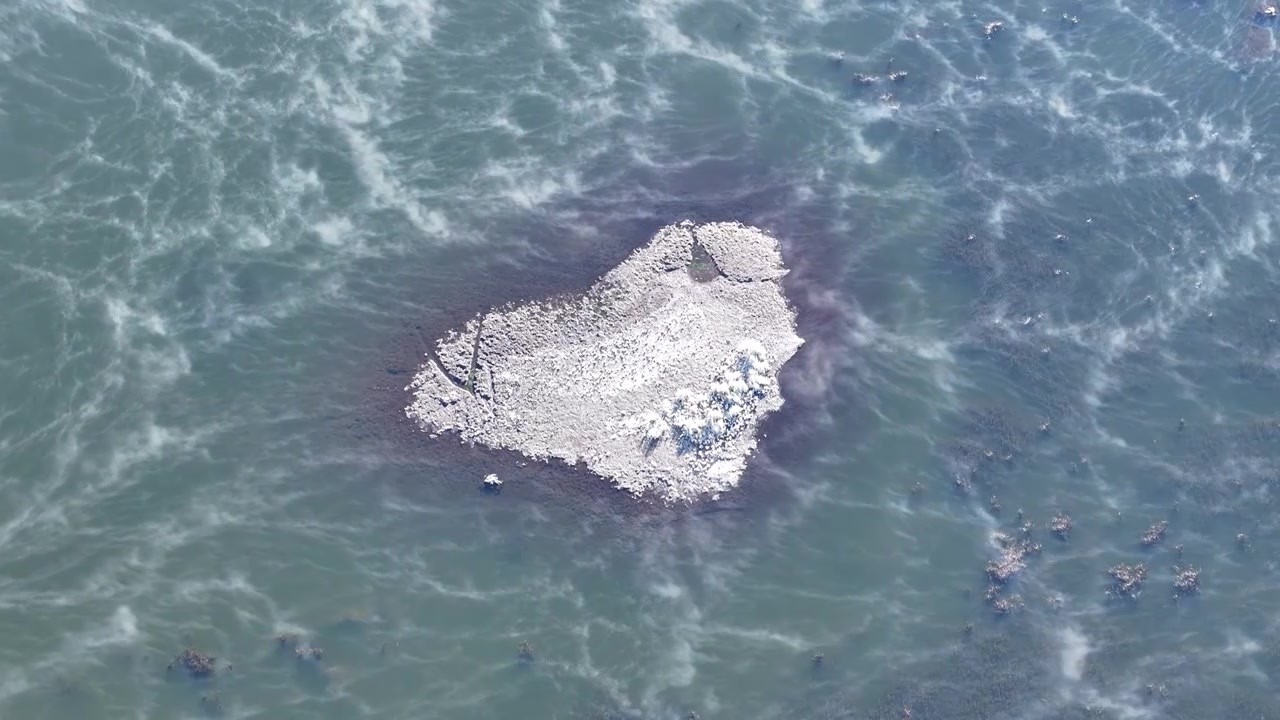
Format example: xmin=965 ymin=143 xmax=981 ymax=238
xmin=405 ymin=221 xmax=804 ymax=502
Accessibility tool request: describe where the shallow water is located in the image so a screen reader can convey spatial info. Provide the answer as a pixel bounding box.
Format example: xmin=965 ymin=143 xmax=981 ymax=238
xmin=2 ymin=0 xmax=1280 ymax=718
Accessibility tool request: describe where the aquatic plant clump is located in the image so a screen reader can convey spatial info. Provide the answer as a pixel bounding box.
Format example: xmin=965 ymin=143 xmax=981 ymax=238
xmin=404 ymin=221 xmax=804 ymax=503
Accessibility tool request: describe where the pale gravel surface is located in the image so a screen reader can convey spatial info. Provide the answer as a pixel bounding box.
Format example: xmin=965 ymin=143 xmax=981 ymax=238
xmin=405 ymin=221 xmax=804 ymax=502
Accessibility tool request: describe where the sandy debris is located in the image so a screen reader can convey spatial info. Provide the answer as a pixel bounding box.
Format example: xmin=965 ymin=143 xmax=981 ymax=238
xmin=405 ymin=221 xmax=804 ymax=503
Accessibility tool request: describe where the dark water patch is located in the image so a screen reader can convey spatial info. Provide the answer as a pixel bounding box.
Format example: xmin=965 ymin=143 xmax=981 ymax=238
xmin=794 ymin=617 xmax=1058 ymax=720
xmin=936 ymin=221 xmax=996 ymax=286
xmin=463 ymin=316 xmax=484 ymax=394
xmin=958 ymin=325 xmax=1091 ymax=420
xmin=1132 ymin=639 xmax=1280 ymax=720
xmin=890 ymin=123 xmax=973 ymax=182
xmin=566 ymin=697 xmax=648 ymax=720
xmin=1160 ymin=689 xmax=1280 ymax=720
xmin=940 ymin=405 xmax=1038 ymax=494
xmin=1167 ymin=418 xmax=1280 ymax=514
xmin=981 ymin=211 xmax=1088 ymax=308
xmin=933 ymin=201 xmax=1087 ymax=321
xmin=1043 ymin=706 xmax=1120 ymax=720
xmin=961 ymin=104 xmax=1072 ymax=188
xmin=686 ymin=233 xmax=724 ymax=282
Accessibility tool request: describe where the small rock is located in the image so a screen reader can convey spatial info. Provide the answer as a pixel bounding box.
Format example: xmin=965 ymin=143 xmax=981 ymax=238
xmin=294 ymin=646 xmax=324 ymax=663
xmin=991 ymin=594 xmax=1022 ymax=614
xmin=170 ymin=648 xmax=217 ymax=678
xmin=1144 ymin=683 xmax=1168 ymax=699
xmin=888 ymin=70 xmax=908 ymax=82
xmin=1049 ymin=512 xmax=1072 ymax=539
xmin=482 ymin=473 xmax=503 ymax=493
xmin=1140 ymin=520 xmax=1168 ymax=547
xmin=986 ymin=531 xmax=1040 ymax=584
xmin=1107 ymin=563 xmax=1147 ymax=598
xmin=518 ymin=640 xmax=535 ymax=663
xmin=988 ymin=495 xmax=1002 ymax=513
xmin=274 ymin=633 xmax=300 ymax=650
xmin=984 ymin=21 xmax=1005 ymax=40
xmin=1172 ymin=565 xmax=1200 ymax=596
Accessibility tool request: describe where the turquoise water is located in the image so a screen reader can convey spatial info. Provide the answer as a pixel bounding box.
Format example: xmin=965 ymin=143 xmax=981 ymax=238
xmin=3 ymin=0 xmax=1280 ymax=717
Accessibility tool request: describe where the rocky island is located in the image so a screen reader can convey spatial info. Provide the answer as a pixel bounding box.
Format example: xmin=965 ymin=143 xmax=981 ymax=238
xmin=405 ymin=221 xmax=804 ymax=503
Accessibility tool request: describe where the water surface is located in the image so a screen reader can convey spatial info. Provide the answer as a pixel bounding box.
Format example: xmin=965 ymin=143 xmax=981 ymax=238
xmin=2 ymin=0 xmax=1279 ymax=718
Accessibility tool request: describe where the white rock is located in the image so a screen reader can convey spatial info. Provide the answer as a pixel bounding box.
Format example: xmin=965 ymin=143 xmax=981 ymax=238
xmin=405 ymin=221 xmax=804 ymax=503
